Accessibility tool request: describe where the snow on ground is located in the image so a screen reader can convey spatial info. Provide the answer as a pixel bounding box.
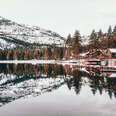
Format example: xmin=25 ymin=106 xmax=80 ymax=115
xmin=0 ymin=59 xmax=116 ymax=69
xmin=0 ymin=59 xmax=80 ymax=65
xmin=0 ymin=60 xmax=56 ymax=65
xmin=0 ymin=16 xmax=65 ymax=46
xmin=0 ymin=38 xmax=16 ymax=49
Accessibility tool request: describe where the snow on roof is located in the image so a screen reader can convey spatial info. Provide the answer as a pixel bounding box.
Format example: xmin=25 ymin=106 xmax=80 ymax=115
xmin=79 ymin=52 xmax=89 ymax=56
xmin=108 ymin=73 xmax=116 ymax=78
xmin=109 ymin=48 xmax=116 ymax=53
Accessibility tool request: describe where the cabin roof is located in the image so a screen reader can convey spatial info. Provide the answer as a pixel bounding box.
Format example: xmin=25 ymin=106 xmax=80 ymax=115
xmin=79 ymin=52 xmax=89 ymax=57
xmin=108 ymin=73 xmax=116 ymax=78
xmin=108 ymin=48 xmax=116 ymax=53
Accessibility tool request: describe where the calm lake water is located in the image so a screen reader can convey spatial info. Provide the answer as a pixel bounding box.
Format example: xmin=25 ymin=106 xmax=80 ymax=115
xmin=0 ymin=63 xmax=116 ymax=116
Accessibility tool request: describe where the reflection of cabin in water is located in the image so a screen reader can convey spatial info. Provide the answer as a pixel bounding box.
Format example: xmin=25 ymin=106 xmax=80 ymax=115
xmin=101 ymin=59 xmax=116 ymax=67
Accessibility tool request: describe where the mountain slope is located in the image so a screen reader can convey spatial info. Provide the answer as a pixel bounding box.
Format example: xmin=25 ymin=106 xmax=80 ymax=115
xmin=0 ymin=16 xmax=65 ymax=49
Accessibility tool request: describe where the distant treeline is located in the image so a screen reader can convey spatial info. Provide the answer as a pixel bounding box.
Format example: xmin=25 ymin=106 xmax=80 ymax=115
xmin=0 ymin=47 xmax=64 ymax=60
xmin=65 ymin=25 xmax=116 ymax=56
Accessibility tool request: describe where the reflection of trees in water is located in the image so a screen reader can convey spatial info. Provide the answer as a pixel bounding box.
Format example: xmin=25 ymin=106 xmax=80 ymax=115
xmin=105 ymin=77 xmax=116 ymax=99
xmin=85 ymin=68 xmax=116 ymax=99
xmin=71 ymin=70 xmax=82 ymax=95
xmin=0 ymin=64 xmax=66 ymax=76
xmin=0 ymin=64 xmax=116 ymax=107
xmin=0 ymin=64 xmax=69 ymax=107
xmin=64 ymin=66 xmax=116 ymax=98
xmin=89 ymin=75 xmax=104 ymax=95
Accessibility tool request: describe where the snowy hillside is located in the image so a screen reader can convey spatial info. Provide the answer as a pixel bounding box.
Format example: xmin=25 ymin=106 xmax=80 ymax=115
xmin=0 ymin=16 xmax=65 ymax=49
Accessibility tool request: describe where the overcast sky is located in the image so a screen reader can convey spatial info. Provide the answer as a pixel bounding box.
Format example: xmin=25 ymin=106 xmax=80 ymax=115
xmin=0 ymin=0 xmax=116 ymax=37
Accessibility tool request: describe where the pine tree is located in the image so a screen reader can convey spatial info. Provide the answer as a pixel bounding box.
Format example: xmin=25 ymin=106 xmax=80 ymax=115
xmin=71 ymin=30 xmax=82 ymax=56
xmin=113 ymin=25 xmax=116 ymax=33
xmin=107 ymin=26 xmax=113 ymax=48
xmin=112 ymin=25 xmax=116 ymax=47
xmin=98 ymin=29 xmax=103 ymax=41
xmin=108 ymin=25 xmax=112 ymax=35
xmin=65 ymin=34 xmax=72 ymax=46
xmin=89 ymin=29 xmax=99 ymax=49
xmin=89 ymin=29 xmax=95 ymax=45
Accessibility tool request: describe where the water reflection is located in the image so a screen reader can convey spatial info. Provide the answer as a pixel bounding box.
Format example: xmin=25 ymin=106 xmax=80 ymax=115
xmin=0 ymin=63 xmax=116 ymax=107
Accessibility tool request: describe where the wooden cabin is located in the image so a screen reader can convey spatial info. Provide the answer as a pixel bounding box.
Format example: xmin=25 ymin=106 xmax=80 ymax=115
xmin=82 ymin=49 xmax=107 ymax=59
xmin=101 ymin=49 xmax=116 ymax=67
xmin=106 ymin=48 xmax=116 ymax=59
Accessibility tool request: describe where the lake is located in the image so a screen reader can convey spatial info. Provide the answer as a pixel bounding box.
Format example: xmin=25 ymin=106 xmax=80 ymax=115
xmin=0 ymin=63 xmax=116 ymax=116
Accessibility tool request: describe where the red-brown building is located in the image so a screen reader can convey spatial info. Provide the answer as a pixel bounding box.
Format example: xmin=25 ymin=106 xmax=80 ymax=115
xmin=106 ymin=48 xmax=116 ymax=59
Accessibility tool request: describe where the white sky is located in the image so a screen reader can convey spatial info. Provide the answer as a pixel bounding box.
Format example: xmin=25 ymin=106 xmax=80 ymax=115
xmin=0 ymin=0 xmax=116 ymax=37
